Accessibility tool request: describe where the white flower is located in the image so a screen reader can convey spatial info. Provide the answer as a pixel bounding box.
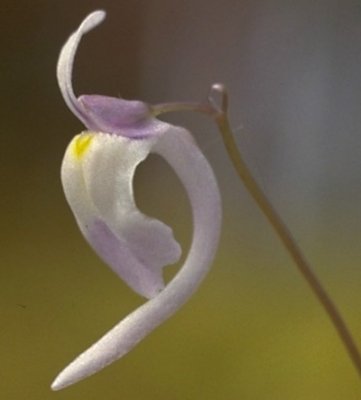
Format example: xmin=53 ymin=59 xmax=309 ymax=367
xmin=52 ymin=10 xmax=222 ymax=390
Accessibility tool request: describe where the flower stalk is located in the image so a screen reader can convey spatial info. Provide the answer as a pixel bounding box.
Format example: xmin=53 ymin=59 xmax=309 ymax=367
xmin=213 ymin=85 xmax=361 ymax=377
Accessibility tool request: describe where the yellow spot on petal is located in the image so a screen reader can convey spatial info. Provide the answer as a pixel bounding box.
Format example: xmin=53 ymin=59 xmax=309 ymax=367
xmin=72 ymin=133 xmax=94 ymax=159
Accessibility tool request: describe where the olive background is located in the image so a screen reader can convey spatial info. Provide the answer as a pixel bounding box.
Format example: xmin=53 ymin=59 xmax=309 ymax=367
xmin=2 ymin=1 xmax=361 ymax=399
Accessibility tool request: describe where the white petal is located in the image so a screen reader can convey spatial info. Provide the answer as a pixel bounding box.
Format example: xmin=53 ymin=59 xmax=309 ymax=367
xmin=61 ymin=131 xmax=181 ymax=299
xmin=56 ymin=11 xmax=106 ymax=125
xmin=52 ymin=125 xmax=222 ymax=390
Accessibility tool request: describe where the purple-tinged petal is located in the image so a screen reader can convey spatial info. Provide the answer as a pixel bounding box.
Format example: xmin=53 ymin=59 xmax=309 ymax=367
xmin=88 ymin=220 xmax=166 ymax=299
xmin=60 ymin=131 xmax=181 ymax=299
xmin=78 ymin=95 xmax=158 ymax=137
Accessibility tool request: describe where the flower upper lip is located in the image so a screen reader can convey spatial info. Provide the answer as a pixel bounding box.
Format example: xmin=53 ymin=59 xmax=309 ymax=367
xmin=77 ymin=94 xmax=157 ymax=136
xmin=56 ymin=9 xmax=157 ymax=138
xmin=79 ymin=95 xmax=151 ymax=126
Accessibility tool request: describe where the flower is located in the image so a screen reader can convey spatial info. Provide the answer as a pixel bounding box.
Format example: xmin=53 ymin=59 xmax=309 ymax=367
xmin=52 ymin=10 xmax=222 ymax=390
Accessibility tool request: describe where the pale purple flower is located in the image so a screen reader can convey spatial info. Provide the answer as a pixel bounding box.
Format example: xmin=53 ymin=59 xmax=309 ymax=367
xmin=52 ymin=10 xmax=222 ymax=390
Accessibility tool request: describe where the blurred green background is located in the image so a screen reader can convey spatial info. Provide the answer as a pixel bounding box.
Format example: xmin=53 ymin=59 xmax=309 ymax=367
xmin=2 ymin=1 xmax=361 ymax=399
